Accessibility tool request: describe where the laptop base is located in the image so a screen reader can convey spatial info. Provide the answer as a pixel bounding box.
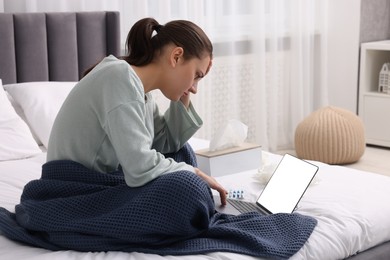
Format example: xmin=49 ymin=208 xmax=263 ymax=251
xmin=214 ymin=196 xmax=269 ymax=216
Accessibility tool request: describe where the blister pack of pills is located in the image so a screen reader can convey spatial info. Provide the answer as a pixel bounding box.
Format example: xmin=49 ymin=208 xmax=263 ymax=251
xmin=228 ymin=189 xmax=244 ymax=199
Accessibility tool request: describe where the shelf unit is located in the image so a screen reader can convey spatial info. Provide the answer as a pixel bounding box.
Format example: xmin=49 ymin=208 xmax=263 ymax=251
xmin=358 ymin=40 xmax=390 ymax=147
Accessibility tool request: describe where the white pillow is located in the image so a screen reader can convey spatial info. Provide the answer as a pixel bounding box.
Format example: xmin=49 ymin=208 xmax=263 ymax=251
xmin=4 ymin=81 xmax=78 ymax=148
xmin=6 ymin=90 xmax=41 ymax=144
xmin=0 ymin=79 xmax=42 ymax=160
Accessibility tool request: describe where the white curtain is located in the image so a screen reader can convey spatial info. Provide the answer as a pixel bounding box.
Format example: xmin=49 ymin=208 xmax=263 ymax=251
xmin=2 ymin=0 xmax=329 ymax=152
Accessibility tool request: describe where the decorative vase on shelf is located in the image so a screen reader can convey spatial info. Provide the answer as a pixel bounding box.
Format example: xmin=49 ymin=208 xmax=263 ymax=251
xmin=378 ymin=63 xmax=390 ymax=94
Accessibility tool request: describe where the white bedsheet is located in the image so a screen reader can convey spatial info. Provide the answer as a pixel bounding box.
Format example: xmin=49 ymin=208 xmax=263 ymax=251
xmin=213 ymin=153 xmax=390 ymax=260
xmin=1 ymin=148 xmax=390 ymax=260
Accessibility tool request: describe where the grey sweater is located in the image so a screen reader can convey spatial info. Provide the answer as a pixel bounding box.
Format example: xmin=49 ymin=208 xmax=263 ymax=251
xmin=47 ymin=55 xmax=202 ymax=187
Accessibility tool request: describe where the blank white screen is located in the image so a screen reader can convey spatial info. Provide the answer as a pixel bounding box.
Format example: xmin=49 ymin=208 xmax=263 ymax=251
xmin=256 ymin=154 xmax=318 ymax=214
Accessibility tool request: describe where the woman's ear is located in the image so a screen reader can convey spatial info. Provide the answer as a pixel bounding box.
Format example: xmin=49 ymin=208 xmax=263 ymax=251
xmin=170 ymin=47 xmax=184 ymax=67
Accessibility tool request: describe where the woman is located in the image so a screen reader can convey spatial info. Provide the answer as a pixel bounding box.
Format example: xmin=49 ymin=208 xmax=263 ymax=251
xmin=47 ymin=17 xmax=227 ymax=205
xmin=0 ymin=18 xmax=317 ymax=257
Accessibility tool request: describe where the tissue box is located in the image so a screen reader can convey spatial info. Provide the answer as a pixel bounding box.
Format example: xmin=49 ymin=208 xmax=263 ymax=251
xmin=195 ymin=143 xmax=262 ymax=177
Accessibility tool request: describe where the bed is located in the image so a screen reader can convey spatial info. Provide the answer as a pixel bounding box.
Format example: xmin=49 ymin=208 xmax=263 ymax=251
xmin=1 ymin=11 xmax=390 ymax=260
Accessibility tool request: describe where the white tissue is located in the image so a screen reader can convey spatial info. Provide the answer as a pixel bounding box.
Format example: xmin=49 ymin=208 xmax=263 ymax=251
xmin=256 ymin=153 xmax=278 ymax=184
xmin=209 ymin=119 xmax=248 ymax=152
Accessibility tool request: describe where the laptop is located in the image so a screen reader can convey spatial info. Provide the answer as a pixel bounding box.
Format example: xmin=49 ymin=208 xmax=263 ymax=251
xmin=214 ymin=153 xmax=319 ymax=215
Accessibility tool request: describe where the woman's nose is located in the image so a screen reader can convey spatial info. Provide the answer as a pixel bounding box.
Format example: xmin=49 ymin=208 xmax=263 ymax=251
xmin=190 ymin=84 xmax=198 ymax=94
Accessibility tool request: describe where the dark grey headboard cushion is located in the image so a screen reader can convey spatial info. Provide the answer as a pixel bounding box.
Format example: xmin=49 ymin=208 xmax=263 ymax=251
xmin=14 ymin=13 xmax=49 ymax=83
xmin=0 ymin=13 xmax=16 ymax=84
xmin=47 ymin=12 xmax=78 ymax=81
xmin=0 ymin=11 xmax=120 ymax=84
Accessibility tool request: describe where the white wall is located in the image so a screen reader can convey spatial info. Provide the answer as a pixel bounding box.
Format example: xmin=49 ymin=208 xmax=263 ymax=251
xmin=0 ymin=0 xmax=363 ymax=115
xmin=327 ymin=0 xmax=361 ymax=113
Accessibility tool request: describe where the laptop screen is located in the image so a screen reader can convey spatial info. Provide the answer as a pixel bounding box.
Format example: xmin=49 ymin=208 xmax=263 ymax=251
xmin=256 ymin=154 xmax=318 ymax=214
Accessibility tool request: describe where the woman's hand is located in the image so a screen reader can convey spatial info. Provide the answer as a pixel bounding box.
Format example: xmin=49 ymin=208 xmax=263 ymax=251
xmin=194 ymin=167 xmax=228 ymax=206
xmin=181 ymin=59 xmax=212 ymax=109
xmin=180 ymin=93 xmax=190 ymax=109
xmin=180 ymin=85 xmax=197 ymax=109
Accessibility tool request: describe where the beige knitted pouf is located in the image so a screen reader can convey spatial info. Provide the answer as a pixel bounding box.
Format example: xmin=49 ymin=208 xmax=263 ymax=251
xmin=294 ymin=106 xmax=366 ymax=165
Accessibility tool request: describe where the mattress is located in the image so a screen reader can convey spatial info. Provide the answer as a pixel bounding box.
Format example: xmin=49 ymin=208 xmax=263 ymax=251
xmin=1 ymin=141 xmax=390 ymax=260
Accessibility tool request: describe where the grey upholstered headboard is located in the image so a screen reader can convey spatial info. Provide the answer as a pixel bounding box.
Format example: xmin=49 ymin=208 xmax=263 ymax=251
xmin=0 ymin=11 xmax=121 ymax=84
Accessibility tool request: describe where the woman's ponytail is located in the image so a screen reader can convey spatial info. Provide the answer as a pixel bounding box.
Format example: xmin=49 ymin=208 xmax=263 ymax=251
xmin=125 ymin=18 xmax=161 ymax=66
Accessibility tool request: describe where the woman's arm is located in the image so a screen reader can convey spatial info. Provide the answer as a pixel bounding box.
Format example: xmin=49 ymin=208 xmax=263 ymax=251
xmin=194 ymin=168 xmax=228 ymax=205
xmin=152 ymin=100 xmax=202 ymax=153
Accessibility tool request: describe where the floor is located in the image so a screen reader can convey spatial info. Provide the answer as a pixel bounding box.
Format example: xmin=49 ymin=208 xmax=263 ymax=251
xmin=345 ymin=145 xmax=390 ymax=177
xmin=276 ymin=145 xmax=390 ymax=178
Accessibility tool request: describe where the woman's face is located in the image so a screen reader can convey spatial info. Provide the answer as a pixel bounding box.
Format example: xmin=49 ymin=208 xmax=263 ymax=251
xmin=161 ymin=48 xmax=212 ymax=101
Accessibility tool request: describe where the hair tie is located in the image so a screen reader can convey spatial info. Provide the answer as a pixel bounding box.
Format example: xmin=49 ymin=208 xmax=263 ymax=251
xmin=154 ymin=24 xmax=163 ymax=33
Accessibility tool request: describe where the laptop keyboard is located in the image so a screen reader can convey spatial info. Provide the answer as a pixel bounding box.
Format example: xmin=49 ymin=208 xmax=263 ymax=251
xmin=227 ymin=199 xmax=265 ymax=214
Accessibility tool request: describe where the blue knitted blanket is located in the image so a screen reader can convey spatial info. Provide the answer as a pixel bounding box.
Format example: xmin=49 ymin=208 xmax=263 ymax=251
xmin=0 ymin=144 xmax=317 ymax=259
